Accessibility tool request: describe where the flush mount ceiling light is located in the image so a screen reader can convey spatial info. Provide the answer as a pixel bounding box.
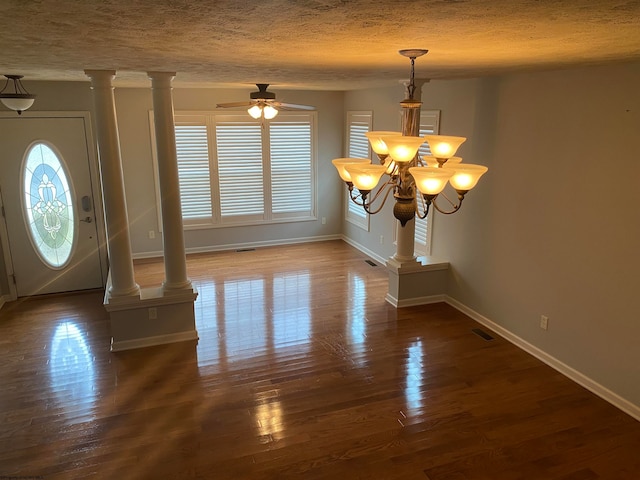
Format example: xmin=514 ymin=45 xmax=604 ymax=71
xmin=0 ymin=75 xmax=36 ymax=114
xmin=332 ymin=49 xmax=488 ymax=226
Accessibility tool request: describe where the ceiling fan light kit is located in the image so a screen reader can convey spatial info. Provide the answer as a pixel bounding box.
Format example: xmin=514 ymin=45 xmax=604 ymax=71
xmin=332 ymin=49 xmax=488 ymax=225
xmin=217 ymin=83 xmax=315 ymax=119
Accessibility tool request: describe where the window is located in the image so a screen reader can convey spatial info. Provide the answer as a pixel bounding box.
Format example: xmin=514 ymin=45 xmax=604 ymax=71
xmin=414 ymin=110 xmax=440 ymax=256
xmin=22 ymin=142 xmax=75 ymax=268
xmin=151 ymin=111 xmax=317 ymax=229
xmin=345 ymin=111 xmax=372 ymax=230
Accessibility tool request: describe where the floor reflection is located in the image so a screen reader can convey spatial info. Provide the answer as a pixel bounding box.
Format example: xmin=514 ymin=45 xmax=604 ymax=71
xmin=195 ymin=271 xmax=311 ymax=368
xmin=254 ymin=400 xmax=284 ymax=441
xmin=49 ymin=321 xmax=96 ymax=423
xmin=405 ymin=339 xmax=424 ymax=414
xmin=347 ymin=272 xmax=367 ymax=366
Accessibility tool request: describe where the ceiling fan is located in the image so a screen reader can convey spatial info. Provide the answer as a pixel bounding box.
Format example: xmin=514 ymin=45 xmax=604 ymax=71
xmin=216 ymin=84 xmax=315 ymax=120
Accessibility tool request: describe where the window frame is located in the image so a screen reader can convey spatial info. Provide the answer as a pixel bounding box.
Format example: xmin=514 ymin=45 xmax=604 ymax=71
xmin=149 ymin=110 xmax=318 ymax=231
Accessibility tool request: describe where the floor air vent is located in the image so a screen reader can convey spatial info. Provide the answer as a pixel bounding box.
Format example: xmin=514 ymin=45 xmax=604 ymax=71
xmin=236 ymin=248 xmax=256 ymax=252
xmin=365 ymin=260 xmax=377 ymax=267
xmin=471 ymin=328 xmax=494 ymax=341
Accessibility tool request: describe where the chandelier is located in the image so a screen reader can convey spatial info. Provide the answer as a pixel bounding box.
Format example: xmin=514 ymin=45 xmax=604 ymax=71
xmin=0 ymin=75 xmax=36 ymax=115
xmin=332 ymin=49 xmax=488 ymax=227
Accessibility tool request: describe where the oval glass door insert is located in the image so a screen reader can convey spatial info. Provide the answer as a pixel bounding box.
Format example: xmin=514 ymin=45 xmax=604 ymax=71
xmin=22 ymin=142 xmax=75 ymax=268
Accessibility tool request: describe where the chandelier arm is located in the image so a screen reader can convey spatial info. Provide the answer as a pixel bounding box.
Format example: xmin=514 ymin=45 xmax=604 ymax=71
xmin=438 ymin=190 xmax=458 ymax=208
xmin=363 ymin=183 xmax=396 ymax=215
xmin=348 ymin=187 xmax=366 ymax=206
xmin=368 ymin=177 xmax=396 ymax=204
xmin=415 ymin=197 xmax=431 ymax=219
xmin=432 ymin=195 xmax=464 ymax=215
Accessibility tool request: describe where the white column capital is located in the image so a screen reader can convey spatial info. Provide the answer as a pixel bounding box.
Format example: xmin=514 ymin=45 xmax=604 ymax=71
xmin=147 ymin=71 xmax=177 ymax=87
xmin=84 ymin=70 xmax=117 ymax=87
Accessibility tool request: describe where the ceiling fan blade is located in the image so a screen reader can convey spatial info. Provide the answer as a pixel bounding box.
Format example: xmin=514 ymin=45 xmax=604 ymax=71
xmin=216 ymin=101 xmax=254 ymax=108
xmin=274 ymin=102 xmax=316 ymax=111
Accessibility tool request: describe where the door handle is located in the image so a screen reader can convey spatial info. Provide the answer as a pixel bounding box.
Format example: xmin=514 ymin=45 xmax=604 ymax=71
xmin=80 ymin=216 xmax=93 ymax=223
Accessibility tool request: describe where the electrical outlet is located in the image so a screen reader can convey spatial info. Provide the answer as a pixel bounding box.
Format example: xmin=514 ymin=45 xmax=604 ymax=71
xmin=321 ymin=217 xmax=326 ymax=225
xmin=379 ymin=235 xmax=384 ymax=244
xmin=540 ymin=315 xmax=549 ymax=330
xmin=148 ymin=230 xmax=155 ymax=239
xmin=149 ymin=307 xmax=157 ymax=320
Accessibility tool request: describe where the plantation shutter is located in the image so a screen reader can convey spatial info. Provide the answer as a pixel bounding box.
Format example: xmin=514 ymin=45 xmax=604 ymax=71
xmin=270 ymin=117 xmax=313 ymax=215
xmin=346 ymin=112 xmax=372 ymax=226
xmin=215 ymin=122 xmax=264 ymax=218
xmin=174 ymin=123 xmax=213 ymax=223
xmin=415 ymin=110 xmax=441 ymax=254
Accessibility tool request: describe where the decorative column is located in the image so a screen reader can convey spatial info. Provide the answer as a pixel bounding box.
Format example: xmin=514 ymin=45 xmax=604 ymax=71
xmin=392 ymin=78 xmax=426 ymax=264
xmin=386 ymin=77 xmax=449 ymax=308
xmin=84 ymin=70 xmax=139 ymax=297
xmin=147 ymin=71 xmax=192 ymax=292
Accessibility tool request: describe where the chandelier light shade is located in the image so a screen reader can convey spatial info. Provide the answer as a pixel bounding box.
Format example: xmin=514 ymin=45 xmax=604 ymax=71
xmin=445 ymin=164 xmax=489 ymax=191
xmin=365 ymin=131 xmax=401 ymax=155
xmin=332 ymin=49 xmax=489 ymax=226
xmin=424 ymin=135 xmax=467 ymax=160
xmin=344 ymin=164 xmax=387 ymax=193
xmin=331 ymin=158 xmax=371 ymax=183
xmin=382 ymin=135 xmax=426 ymax=163
xmin=409 ymin=166 xmax=455 ymax=196
xmin=0 ymin=75 xmax=36 ymax=114
xmin=422 ymin=155 xmax=463 ymax=168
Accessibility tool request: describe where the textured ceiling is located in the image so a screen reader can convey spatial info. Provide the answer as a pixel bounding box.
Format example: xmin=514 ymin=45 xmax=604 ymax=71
xmin=1 ymin=0 xmax=640 ymax=90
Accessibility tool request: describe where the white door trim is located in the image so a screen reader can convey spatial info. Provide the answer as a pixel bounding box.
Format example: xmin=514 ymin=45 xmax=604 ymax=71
xmin=0 ymin=111 xmax=108 ymax=302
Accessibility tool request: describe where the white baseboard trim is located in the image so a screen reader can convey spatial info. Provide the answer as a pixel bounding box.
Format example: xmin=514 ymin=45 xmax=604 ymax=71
xmin=387 ymin=293 xmax=447 ymax=308
xmin=341 ymin=236 xmax=387 ymax=266
xmin=111 ymin=330 xmax=199 ymax=352
xmin=0 ymin=294 xmax=7 ymax=311
xmin=445 ymin=296 xmax=640 ymax=422
xmin=133 ymin=234 xmax=343 ymax=260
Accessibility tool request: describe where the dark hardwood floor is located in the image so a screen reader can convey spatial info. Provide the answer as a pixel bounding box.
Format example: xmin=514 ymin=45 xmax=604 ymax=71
xmin=1 ymin=240 xmax=639 ymax=479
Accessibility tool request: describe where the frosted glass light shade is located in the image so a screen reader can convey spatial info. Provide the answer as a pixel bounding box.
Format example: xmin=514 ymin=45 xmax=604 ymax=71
xmin=445 ymin=164 xmax=488 ymax=191
xmin=263 ymin=105 xmax=278 ymax=119
xmin=248 ymin=105 xmax=262 ymax=119
xmin=382 ymin=136 xmax=425 ymax=163
xmin=344 ymin=164 xmax=387 ymax=191
xmin=1 ymin=96 xmax=35 ymax=113
xmin=424 ymin=135 xmax=466 ymax=159
xmin=365 ymin=131 xmax=401 ymax=155
xmin=409 ymin=167 xmax=455 ymax=195
xmin=331 ymin=158 xmax=371 ymax=182
xmin=422 ymin=155 xmax=462 ymax=168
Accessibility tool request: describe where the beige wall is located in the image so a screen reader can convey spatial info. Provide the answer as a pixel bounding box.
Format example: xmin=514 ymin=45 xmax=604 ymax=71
xmin=344 ymin=61 xmax=640 ymax=409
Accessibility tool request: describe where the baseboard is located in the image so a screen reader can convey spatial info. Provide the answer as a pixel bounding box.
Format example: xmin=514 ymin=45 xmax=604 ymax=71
xmin=0 ymin=294 xmax=7 ymax=311
xmin=387 ymin=293 xmax=447 ymax=308
xmin=111 ymin=330 xmax=199 ymax=352
xmin=341 ymin=236 xmax=387 ymax=265
xmin=132 ymin=234 xmax=343 ymax=260
xmin=445 ymin=296 xmax=640 ymax=422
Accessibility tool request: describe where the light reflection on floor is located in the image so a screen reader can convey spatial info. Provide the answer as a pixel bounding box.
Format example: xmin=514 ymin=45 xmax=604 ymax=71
xmin=194 ymin=271 xmax=314 ymax=368
xmin=405 ymin=339 xmax=425 ymax=414
xmin=49 ymin=321 xmax=96 ymax=423
xmin=193 ymin=270 xmax=375 ymax=375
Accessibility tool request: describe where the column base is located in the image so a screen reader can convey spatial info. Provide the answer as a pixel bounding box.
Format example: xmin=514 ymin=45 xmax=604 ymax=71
xmin=104 ymin=284 xmax=198 ymax=352
xmin=385 ymin=256 xmax=450 ymax=308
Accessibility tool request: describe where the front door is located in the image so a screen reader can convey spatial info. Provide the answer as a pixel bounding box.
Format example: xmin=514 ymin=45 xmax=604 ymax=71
xmin=0 ymin=116 xmax=104 ymax=297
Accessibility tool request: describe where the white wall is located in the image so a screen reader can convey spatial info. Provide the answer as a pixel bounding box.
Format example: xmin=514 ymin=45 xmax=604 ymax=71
xmin=344 ymin=61 xmax=640 ymax=409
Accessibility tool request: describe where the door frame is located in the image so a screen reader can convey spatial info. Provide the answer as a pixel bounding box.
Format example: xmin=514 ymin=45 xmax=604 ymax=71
xmin=0 ymin=111 xmax=108 ymax=302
